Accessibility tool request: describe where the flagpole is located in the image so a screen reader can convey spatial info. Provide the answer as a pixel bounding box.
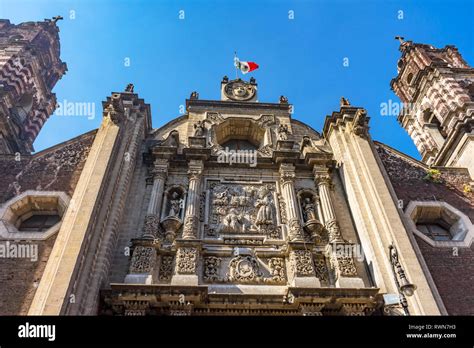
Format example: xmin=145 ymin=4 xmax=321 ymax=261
xmin=234 ymin=51 xmax=239 ymax=79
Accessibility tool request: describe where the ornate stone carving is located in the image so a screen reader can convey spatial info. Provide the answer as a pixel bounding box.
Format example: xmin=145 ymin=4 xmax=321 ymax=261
xmin=277 ymin=124 xmax=290 ymax=140
xmin=223 ymin=80 xmax=256 ymax=101
xmin=329 ymin=248 xmax=358 ymax=279
xmin=352 ymin=108 xmax=369 ymax=138
xmin=226 ymin=255 xmax=263 ymax=283
xmin=325 ymin=219 xmax=345 ymax=244
xmin=123 ymin=300 xmax=149 ymax=316
xmin=176 ymin=247 xmax=198 ymax=274
xmin=203 ymin=256 xmax=222 ymax=282
xmin=267 ymin=257 xmax=286 ymax=283
xmin=290 ymin=250 xmax=315 ymax=277
xmin=223 ymin=239 xmax=264 ymax=245
xmin=193 ymin=120 xmax=206 ymax=137
xmin=314 ymin=173 xmax=331 ymax=185
xmin=279 ymin=168 xmax=296 ymax=186
xmin=206 ymin=112 xmax=224 ymax=124
xmin=337 ymin=255 xmax=358 ymax=277
xmin=208 ymin=182 xmax=280 ymax=239
xmin=158 ymin=255 xmax=174 ymax=282
xmin=256 ymin=114 xmax=276 ymax=127
xmin=129 ymin=246 xmax=156 ymax=273
xmin=199 ymin=191 xmax=206 ymax=222
xmin=288 ymin=218 xmax=304 ymax=241
xmin=143 ymin=214 xmax=160 ymax=238
xmin=313 ymin=254 xmax=329 ymax=281
xmin=182 ymin=215 xmax=199 ymax=239
xmin=277 ymin=193 xmax=287 ymax=224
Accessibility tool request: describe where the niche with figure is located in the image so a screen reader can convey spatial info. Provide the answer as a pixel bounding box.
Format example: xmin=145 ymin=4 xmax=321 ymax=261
xmin=160 ymin=186 xmax=186 ymax=242
xmin=162 ymin=186 xmax=186 ymax=220
xmin=298 ymin=190 xmax=324 ymax=240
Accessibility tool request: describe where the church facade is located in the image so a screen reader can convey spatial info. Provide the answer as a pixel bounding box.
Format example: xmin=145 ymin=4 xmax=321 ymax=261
xmin=0 ymin=18 xmax=472 ymax=316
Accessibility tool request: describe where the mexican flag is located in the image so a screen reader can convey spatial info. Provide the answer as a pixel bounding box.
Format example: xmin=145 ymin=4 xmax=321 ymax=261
xmin=234 ymin=56 xmax=259 ymax=74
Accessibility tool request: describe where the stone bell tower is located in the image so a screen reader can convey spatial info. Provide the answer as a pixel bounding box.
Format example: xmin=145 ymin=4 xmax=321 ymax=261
xmin=391 ymin=38 xmax=474 ymax=176
xmin=0 ymin=17 xmax=67 ymax=154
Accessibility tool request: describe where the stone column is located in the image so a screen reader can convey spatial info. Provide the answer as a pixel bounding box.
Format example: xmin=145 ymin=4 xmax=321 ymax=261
xmin=313 ymin=170 xmax=345 ymax=243
xmin=182 ymin=160 xmax=204 ymax=239
xmin=142 ymin=159 xmax=169 ymax=239
xmin=279 ymin=163 xmax=303 ymax=241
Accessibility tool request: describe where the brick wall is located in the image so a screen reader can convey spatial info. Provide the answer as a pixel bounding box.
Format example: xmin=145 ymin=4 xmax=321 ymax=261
xmin=0 ymin=130 xmax=96 ymax=314
xmin=376 ymin=142 xmax=474 ymax=315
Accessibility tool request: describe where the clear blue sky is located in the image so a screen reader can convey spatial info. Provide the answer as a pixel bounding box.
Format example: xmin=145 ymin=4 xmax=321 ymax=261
xmin=2 ymin=0 xmax=473 ymax=158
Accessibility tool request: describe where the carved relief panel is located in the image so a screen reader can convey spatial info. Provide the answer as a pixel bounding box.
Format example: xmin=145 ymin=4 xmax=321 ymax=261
xmin=202 ymin=249 xmax=287 ymax=285
xmin=203 ymin=180 xmax=283 ymax=240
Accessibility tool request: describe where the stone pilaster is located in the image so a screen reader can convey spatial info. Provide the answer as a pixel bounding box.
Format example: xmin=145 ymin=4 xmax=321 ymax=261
xmin=142 ymin=159 xmax=169 ymax=239
xmin=313 ymin=169 xmax=345 ymax=244
xmin=182 ymin=160 xmax=204 ymax=240
xmin=279 ymin=163 xmax=304 ymax=241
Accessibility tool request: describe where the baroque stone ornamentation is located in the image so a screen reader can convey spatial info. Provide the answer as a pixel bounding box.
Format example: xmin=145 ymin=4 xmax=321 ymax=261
xmin=325 ymin=219 xmax=346 ymax=244
xmin=182 ymin=215 xmax=199 ymax=239
xmin=313 ymin=255 xmax=329 ymax=281
xmin=176 ymin=247 xmax=198 ymax=274
xmin=129 ymin=246 xmax=156 ymax=274
xmin=288 ymin=218 xmax=304 ymax=241
xmin=226 ymin=255 xmax=263 ymax=283
xmin=207 ymin=182 xmax=281 ymax=239
xmin=277 ymin=193 xmax=287 ymax=224
xmin=203 ymin=256 xmax=222 ymax=282
xmin=267 ymin=257 xmax=286 ymax=283
xmin=223 ymin=80 xmax=256 ymax=101
xmin=290 ymin=250 xmax=315 ymax=277
xmin=277 ymin=124 xmax=290 ymax=140
xmin=337 ymin=256 xmax=358 ymax=277
xmin=142 ymin=214 xmax=160 ymax=238
xmin=158 ymin=255 xmax=174 ymax=282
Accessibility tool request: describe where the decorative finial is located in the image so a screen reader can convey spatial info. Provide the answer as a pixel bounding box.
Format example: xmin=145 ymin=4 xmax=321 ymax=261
xmin=249 ymin=77 xmax=256 ymax=84
xmin=395 ymin=36 xmax=405 ymax=44
xmin=279 ymin=95 xmax=288 ymax=104
xmin=190 ymin=91 xmax=199 ymax=100
xmin=52 ymin=16 xmax=64 ymax=24
xmin=125 ymin=83 xmax=134 ymax=93
xmin=222 ymin=76 xmax=229 ymax=83
xmin=340 ymin=97 xmax=350 ymax=107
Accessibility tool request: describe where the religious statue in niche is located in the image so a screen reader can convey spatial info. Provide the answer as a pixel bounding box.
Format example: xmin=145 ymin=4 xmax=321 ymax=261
xmin=208 ymin=182 xmax=280 ymax=238
xmin=299 ymin=192 xmax=324 ymax=241
xmin=168 ymin=191 xmax=184 ymax=217
xmin=302 ymin=197 xmax=318 ymax=221
xmin=160 ymin=187 xmax=185 ymax=242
